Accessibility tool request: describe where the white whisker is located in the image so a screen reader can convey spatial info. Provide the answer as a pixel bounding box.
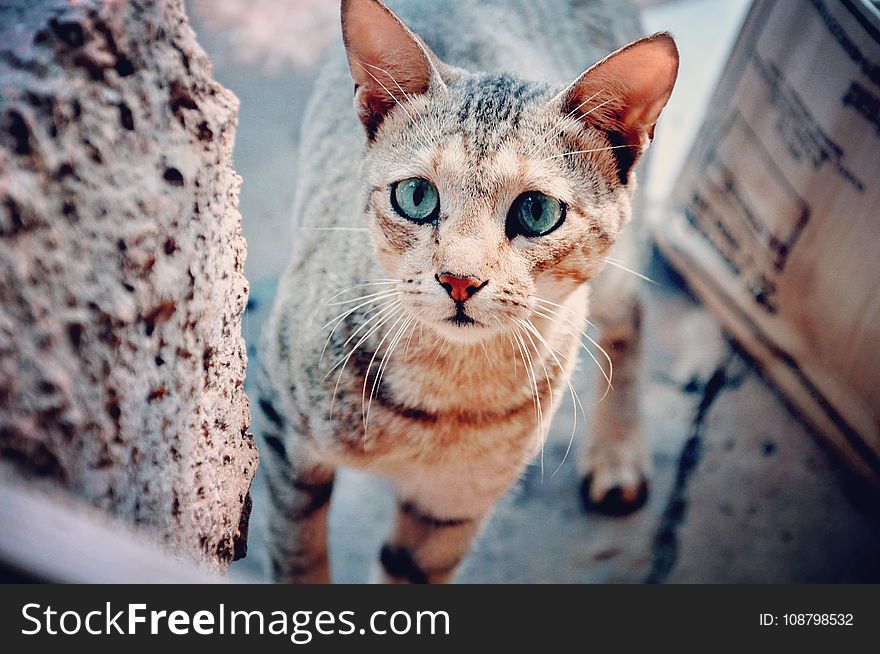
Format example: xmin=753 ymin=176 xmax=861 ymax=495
xmin=362 ymin=60 xmax=447 ymax=146
xmin=511 ymin=326 xmax=545 ymax=480
xmin=479 ymin=337 xmax=493 ymax=369
xmin=532 ymin=298 xmax=613 ymax=399
xmin=534 ymin=307 xmax=612 ymax=402
xmin=601 ymin=257 xmax=657 ymax=285
xmin=520 ymin=318 xmax=586 ymax=477
xmin=297 ymin=226 xmax=371 ymax=232
xmin=319 ymin=295 xmax=400 ymax=366
xmin=514 ymin=318 xmax=554 ymax=414
xmin=321 ymin=292 xmax=400 ymax=330
xmin=326 ymin=288 xmax=401 ymax=307
xmin=353 ymin=60 xmax=416 ymax=123
xmin=541 ymin=143 xmax=636 ymax=161
xmin=529 ymin=95 xmax=618 ymax=160
xmin=547 ymin=74 xmax=587 ymax=105
xmin=528 ymin=91 xmax=602 ymax=159
xmin=366 ymin=315 xmax=413 ymax=432
xmin=403 ymin=320 xmax=418 ymax=359
xmin=515 ymin=321 xmax=554 ymax=482
xmin=356 ymin=60 xmax=439 ymax=151
xmin=497 ymin=318 xmax=519 ymax=378
xmin=322 ymin=279 xmax=400 ymax=304
xmin=327 ymin=302 xmax=404 ymax=418
xmin=361 ymin=310 xmax=408 ymax=433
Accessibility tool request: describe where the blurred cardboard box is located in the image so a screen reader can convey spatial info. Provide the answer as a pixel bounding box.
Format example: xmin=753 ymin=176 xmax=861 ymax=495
xmin=654 ymin=0 xmax=880 ymax=486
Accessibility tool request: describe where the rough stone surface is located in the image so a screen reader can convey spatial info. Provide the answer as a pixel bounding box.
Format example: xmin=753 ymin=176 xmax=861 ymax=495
xmin=0 ymin=0 xmax=256 ymax=569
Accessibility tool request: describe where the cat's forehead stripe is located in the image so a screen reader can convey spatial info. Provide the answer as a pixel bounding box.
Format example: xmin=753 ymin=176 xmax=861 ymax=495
xmin=448 ymin=73 xmax=549 ymax=156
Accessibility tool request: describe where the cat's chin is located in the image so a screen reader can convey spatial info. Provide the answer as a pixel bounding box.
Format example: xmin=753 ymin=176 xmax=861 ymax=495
xmin=426 ymin=320 xmax=499 ymax=345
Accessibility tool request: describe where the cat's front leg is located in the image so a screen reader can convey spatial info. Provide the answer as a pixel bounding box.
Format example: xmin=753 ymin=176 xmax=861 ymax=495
xmin=377 ymin=494 xmax=485 ymax=584
xmin=374 ymin=458 xmax=521 ymax=584
xmin=579 ymin=283 xmax=649 ymax=516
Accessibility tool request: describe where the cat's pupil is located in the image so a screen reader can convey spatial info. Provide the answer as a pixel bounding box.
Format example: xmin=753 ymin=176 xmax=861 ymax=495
xmin=530 ymin=199 xmax=542 ymax=221
xmin=413 ymin=185 xmax=424 ymax=206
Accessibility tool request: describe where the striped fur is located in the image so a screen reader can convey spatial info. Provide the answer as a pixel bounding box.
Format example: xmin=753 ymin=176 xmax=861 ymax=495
xmin=259 ymin=0 xmax=677 ymax=583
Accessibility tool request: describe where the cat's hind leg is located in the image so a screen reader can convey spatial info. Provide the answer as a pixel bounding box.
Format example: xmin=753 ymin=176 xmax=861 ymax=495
xmin=579 ymin=241 xmax=649 ymax=516
xmin=258 ymin=393 xmax=336 ymax=583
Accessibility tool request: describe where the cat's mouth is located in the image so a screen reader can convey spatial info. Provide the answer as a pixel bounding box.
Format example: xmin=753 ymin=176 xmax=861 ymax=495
xmin=447 ymin=303 xmax=479 ymax=327
xmin=400 ymin=295 xmax=497 ymax=343
xmin=426 ymin=302 xmax=497 ymax=344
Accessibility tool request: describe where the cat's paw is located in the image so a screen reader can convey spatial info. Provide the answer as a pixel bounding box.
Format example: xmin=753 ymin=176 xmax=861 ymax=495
xmin=578 ymin=437 xmax=649 ymax=516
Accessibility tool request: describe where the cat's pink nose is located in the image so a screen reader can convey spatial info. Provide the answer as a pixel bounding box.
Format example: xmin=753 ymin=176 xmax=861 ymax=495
xmin=437 ymin=273 xmax=486 ymax=303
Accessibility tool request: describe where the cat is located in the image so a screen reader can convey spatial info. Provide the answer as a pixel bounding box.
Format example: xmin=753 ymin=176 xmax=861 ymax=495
xmin=257 ymin=0 xmax=678 ymax=583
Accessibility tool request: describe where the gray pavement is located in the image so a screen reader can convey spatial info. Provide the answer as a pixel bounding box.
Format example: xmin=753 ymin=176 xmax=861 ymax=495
xmin=187 ymin=3 xmax=880 ymax=584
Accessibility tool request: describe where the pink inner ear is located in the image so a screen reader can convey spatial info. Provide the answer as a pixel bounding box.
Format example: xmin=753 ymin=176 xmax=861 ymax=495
xmin=564 ymin=33 xmax=679 ymax=135
xmin=342 ymin=0 xmax=433 ymax=136
xmin=610 ymin=46 xmax=679 ymax=129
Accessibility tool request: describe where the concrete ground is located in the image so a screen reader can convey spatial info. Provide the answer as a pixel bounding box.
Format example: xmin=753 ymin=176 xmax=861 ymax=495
xmin=187 ymin=0 xmax=880 ymax=583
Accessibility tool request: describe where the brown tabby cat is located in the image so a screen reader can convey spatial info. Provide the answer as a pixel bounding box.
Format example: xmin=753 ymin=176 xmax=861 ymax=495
xmin=258 ymin=0 xmax=678 ymax=582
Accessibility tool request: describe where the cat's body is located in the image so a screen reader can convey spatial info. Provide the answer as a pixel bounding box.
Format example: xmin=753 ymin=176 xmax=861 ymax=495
xmin=259 ymin=0 xmax=677 ymax=582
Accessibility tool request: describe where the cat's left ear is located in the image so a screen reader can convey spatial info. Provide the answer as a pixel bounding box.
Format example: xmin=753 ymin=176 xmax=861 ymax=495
xmin=341 ymin=0 xmax=440 ymax=139
xmin=560 ymin=32 xmax=679 ymax=183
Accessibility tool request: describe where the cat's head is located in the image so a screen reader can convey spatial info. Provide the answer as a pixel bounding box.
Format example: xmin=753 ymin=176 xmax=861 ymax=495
xmin=342 ymin=0 xmax=678 ymax=344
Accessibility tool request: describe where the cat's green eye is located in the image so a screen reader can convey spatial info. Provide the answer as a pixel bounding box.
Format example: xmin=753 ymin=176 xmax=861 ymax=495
xmin=390 ymin=178 xmax=440 ymax=223
xmin=507 ymin=192 xmax=565 ymax=238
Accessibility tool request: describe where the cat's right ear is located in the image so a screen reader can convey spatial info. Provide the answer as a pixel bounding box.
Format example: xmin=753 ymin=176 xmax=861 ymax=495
xmin=341 ymin=0 xmax=437 ymax=139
